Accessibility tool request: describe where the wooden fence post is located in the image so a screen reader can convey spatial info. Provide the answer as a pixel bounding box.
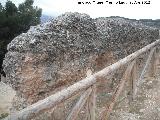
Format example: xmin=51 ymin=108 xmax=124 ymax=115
xmin=66 ymin=88 xmax=92 ymax=120
xmin=157 ymin=48 xmax=160 ymax=70
xmin=138 ymin=47 xmax=156 ymax=86
xmin=86 ymin=69 xmax=96 ymax=120
xmin=100 ymin=60 xmax=136 ymax=120
xmin=128 ymin=59 xmax=138 ymax=102
xmin=148 ymin=47 xmax=157 ymax=77
xmin=87 ymin=84 xmax=96 ymax=120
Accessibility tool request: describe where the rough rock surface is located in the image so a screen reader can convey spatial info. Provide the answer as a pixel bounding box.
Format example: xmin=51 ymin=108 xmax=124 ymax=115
xmin=2 ymin=12 xmax=159 ymax=111
xmin=95 ymin=17 xmax=159 ymax=58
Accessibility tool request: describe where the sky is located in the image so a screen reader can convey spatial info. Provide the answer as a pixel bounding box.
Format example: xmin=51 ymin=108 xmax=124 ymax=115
xmin=1 ymin=0 xmax=160 ymax=20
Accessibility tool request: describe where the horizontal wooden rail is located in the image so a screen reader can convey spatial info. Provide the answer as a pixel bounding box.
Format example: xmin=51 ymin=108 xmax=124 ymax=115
xmin=4 ymin=39 xmax=160 ymax=120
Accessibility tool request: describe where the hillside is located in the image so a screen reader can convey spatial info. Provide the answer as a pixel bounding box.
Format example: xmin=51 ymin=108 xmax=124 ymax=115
xmin=107 ymin=16 xmax=160 ymax=29
xmin=139 ymin=19 xmax=160 ymax=29
xmin=40 ymin=15 xmax=53 ymax=23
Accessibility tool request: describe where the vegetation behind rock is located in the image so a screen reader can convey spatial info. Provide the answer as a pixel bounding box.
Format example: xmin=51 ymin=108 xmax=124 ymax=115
xmin=0 ymin=0 xmax=42 ymax=71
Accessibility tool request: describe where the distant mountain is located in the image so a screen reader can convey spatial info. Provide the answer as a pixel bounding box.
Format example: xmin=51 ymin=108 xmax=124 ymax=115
xmin=110 ymin=16 xmax=160 ymax=29
xmin=107 ymin=16 xmax=160 ymax=29
xmin=139 ymin=19 xmax=160 ymax=29
xmin=40 ymin=15 xmax=54 ymax=23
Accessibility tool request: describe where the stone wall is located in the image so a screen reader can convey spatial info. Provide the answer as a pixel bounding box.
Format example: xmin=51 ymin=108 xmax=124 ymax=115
xmin=2 ymin=12 xmax=159 ymax=108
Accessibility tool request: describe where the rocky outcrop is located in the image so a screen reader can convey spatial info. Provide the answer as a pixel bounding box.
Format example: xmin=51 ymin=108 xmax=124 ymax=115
xmin=95 ymin=17 xmax=159 ymax=58
xmin=2 ymin=12 xmax=159 ymax=109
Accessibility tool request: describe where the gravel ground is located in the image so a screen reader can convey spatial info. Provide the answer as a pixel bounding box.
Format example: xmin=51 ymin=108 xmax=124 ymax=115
xmin=0 ymin=76 xmax=15 ymax=115
xmin=110 ymin=67 xmax=160 ymax=120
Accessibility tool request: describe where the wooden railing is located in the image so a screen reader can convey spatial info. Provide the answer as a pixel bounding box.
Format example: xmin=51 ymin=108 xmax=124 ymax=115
xmin=4 ymin=39 xmax=160 ymax=120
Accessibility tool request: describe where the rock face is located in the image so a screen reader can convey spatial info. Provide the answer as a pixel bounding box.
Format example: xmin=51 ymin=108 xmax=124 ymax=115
xmin=2 ymin=12 xmax=159 ymax=109
xmin=95 ymin=17 xmax=159 ymax=58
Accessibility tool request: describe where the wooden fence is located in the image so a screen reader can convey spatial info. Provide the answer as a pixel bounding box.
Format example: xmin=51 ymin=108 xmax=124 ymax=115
xmin=4 ymin=39 xmax=160 ymax=120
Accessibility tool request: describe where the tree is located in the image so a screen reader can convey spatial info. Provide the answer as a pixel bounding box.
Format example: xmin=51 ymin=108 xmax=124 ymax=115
xmin=18 ymin=0 xmax=42 ymax=32
xmin=5 ymin=0 xmax=18 ymax=16
xmin=0 ymin=0 xmax=42 ymax=73
xmin=0 ymin=3 xmax=3 ymax=11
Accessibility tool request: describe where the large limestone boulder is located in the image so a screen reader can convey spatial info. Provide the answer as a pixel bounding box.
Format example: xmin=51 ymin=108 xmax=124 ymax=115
xmin=2 ymin=12 xmax=159 ymax=110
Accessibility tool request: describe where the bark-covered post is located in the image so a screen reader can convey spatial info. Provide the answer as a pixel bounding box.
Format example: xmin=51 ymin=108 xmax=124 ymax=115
xmin=148 ymin=47 xmax=157 ymax=77
xmin=129 ymin=59 xmax=138 ymax=101
xmin=66 ymin=88 xmax=92 ymax=120
xmin=86 ymin=69 xmax=96 ymax=120
xmin=100 ymin=60 xmax=136 ymax=120
xmin=132 ymin=59 xmax=138 ymax=100
xmin=138 ymin=47 xmax=156 ymax=86
xmin=87 ymin=84 xmax=96 ymax=120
